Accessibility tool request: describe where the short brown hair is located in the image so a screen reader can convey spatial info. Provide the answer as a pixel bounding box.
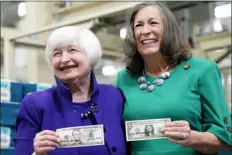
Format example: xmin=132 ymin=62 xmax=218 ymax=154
xmin=123 ymin=2 xmax=192 ymax=75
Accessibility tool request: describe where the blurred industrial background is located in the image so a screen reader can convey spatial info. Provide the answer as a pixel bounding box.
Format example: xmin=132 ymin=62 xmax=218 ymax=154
xmin=0 ymin=1 xmax=231 ymax=154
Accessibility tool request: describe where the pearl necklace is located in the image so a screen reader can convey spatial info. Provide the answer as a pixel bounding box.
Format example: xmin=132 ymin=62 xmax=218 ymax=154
xmin=137 ymin=66 xmax=171 ymax=92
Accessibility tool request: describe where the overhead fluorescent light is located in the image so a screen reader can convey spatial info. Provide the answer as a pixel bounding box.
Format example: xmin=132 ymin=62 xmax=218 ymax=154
xmin=214 ymin=3 xmax=231 ymax=18
xmin=102 ymin=66 xmax=116 ymax=76
xmin=228 ymin=75 xmax=231 ymax=84
xmin=216 ymin=49 xmax=224 ymax=53
xmin=120 ymin=28 xmax=127 ymax=39
xmin=18 ymin=2 xmax=27 ymax=17
xmin=213 ymin=19 xmax=223 ymax=32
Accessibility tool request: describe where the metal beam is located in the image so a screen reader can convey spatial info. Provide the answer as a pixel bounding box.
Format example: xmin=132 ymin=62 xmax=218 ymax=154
xmin=204 ymin=44 xmax=231 ymax=53
xmin=169 ymin=2 xmax=200 ymax=11
xmin=3 ymin=39 xmax=15 ymax=80
xmin=102 ymin=49 xmax=124 ymax=60
xmin=9 ymin=2 xmax=142 ymax=41
xmin=220 ymin=66 xmax=231 ymax=71
xmin=215 ymin=48 xmax=231 ymax=64
xmin=10 ymin=19 xmax=95 ymax=41
xmin=15 ymin=40 xmax=46 ymax=48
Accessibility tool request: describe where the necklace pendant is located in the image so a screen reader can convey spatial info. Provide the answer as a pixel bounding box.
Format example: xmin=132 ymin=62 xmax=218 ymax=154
xmin=85 ymin=113 xmax=89 ymax=117
xmin=147 ymin=85 xmax=154 ymax=92
xmin=152 ymin=79 xmax=158 ymax=84
xmin=138 ymin=76 xmax=146 ymax=84
xmin=161 ymin=72 xmax=170 ymax=79
xmin=140 ymin=83 xmax=148 ymax=90
xmin=155 ymin=79 xmax=164 ymax=86
xmin=146 ymin=81 xmax=151 ymax=85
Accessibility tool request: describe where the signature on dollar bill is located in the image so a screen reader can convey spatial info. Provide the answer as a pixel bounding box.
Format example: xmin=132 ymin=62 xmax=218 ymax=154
xmin=56 ymin=124 xmax=105 ymax=147
xmin=125 ymin=118 xmax=171 ymax=141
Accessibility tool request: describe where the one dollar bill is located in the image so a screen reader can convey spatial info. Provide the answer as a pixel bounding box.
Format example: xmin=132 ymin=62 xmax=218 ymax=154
xmin=56 ymin=124 xmax=104 ymax=147
xmin=125 ymin=118 xmax=171 ymax=141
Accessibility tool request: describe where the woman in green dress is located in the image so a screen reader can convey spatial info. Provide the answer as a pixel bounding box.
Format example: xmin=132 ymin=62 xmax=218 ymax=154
xmin=115 ymin=2 xmax=231 ymax=155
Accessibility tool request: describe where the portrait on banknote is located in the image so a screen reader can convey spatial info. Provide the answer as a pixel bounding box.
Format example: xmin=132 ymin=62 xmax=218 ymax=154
xmin=56 ymin=125 xmax=105 ymax=148
xmin=125 ymin=118 xmax=171 ymax=141
xmin=144 ymin=125 xmax=154 ymax=137
xmin=72 ymin=129 xmax=82 ymax=145
xmin=89 ymin=131 xmax=94 ymax=138
xmin=63 ymin=135 xmax=70 ymax=146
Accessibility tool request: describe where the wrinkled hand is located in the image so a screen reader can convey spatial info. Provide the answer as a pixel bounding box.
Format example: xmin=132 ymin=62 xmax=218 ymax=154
xmin=34 ymin=130 xmax=60 ymax=155
xmin=162 ymin=120 xmax=194 ymax=147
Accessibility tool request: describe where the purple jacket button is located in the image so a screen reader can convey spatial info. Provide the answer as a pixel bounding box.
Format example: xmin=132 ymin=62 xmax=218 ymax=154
xmin=94 ymin=107 xmax=99 ymax=113
xmin=111 ymin=146 xmax=116 ymax=152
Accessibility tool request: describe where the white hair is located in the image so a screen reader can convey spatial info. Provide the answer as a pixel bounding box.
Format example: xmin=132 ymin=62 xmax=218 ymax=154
xmin=45 ymin=26 xmax=102 ymax=69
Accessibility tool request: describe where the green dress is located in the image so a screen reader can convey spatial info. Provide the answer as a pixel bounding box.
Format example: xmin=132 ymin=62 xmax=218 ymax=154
xmin=115 ymin=57 xmax=232 ymax=155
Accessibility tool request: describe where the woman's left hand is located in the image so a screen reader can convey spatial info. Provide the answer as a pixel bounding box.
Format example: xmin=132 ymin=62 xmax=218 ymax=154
xmin=162 ymin=120 xmax=194 ymax=147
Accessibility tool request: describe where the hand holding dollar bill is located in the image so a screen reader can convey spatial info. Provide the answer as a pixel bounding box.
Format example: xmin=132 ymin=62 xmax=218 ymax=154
xmin=56 ymin=125 xmax=104 ymax=147
xmin=125 ymin=118 xmax=171 ymax=141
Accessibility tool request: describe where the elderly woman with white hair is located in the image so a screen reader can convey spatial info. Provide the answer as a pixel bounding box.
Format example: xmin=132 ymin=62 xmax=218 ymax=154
xmin=14 ymin=26 xmax=127 ymax=155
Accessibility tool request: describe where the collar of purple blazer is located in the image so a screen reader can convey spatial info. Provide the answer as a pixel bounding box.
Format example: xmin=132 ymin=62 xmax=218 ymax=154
xmin=54 ymin=71 xmax=99 ymax=107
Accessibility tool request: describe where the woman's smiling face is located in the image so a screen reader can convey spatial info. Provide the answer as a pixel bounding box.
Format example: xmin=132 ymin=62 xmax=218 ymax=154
xmin=133 ymin=5 xmax=164 ymax=56
xmin=52 ymin=43 xmax=90 ymax=83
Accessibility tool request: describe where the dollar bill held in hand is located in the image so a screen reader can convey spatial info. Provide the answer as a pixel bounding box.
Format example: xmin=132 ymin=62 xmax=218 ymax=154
xmin=125 ymin=118 xmax=171 ymax=141
xmin=56 ymin=125 xmax=105 ymax=147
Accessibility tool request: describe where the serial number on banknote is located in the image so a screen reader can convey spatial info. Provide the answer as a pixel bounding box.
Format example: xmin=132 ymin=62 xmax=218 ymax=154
xmin=56 ymin=124 xmax=105 ymax=148
xmin=125 ymin=118 xmax=171 ymax=141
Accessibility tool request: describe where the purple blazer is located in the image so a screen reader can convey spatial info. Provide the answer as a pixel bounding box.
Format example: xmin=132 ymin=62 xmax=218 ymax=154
xmin=14 ymin=73 xmax=126 ymax=155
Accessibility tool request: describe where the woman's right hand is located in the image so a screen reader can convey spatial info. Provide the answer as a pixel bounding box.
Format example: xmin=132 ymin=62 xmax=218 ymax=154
xmin=33 ymin=130 xmax=60 ymax=155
